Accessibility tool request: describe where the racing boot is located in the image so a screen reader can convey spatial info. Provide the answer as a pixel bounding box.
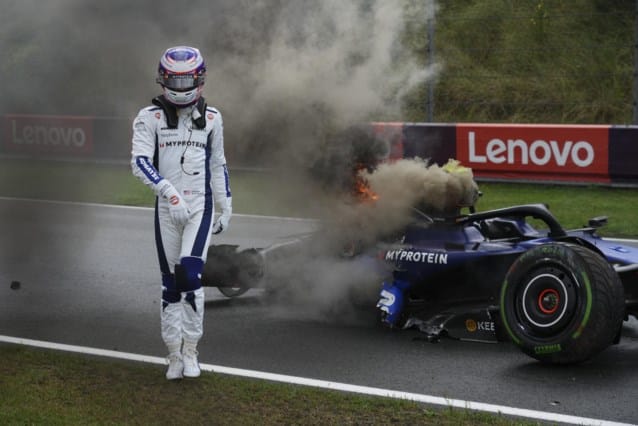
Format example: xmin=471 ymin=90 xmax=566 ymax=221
xmin=166 ymin=353 xmax=184 ymax=380
xmin=165 ymin=341 xmax=184 ymax=380
xmin=182 ymin=339 xmax=201 ymax=378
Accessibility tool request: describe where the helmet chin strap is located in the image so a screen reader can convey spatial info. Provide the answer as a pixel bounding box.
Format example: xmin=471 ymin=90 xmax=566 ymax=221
xmin=192 ymin=106 xmax=202 ymax=120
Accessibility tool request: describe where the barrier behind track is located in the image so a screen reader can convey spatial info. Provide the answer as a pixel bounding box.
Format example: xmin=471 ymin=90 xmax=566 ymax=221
xmin=2 ymin=114 xmax=637 ymax=186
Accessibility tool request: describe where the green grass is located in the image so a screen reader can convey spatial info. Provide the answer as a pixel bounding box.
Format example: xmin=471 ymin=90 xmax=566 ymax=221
xmin=401 ymin=1 xmax=635 ymax=124
xmin=476 ymin=182 xmax=638 ymax=238
xmin=0 ymin=158 xmax=319 ymax=217
xmin=0 ymin=345 xmax=538 ymax=426
xmin=1 ymin=158 xmax=636 ymax=236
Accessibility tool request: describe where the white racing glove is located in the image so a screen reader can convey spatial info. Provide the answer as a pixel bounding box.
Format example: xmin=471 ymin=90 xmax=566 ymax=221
xmin=212 ymin=197 xmax=232 ymax=234
xmin=157 ymin=180 xmax=191 ymax=226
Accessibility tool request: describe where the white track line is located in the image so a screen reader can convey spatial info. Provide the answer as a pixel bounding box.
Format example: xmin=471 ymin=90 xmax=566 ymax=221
xmin=0 ymin=196 xmax=316 ymax=222
xmin=0 ymin=335 xmax=634 ymax=426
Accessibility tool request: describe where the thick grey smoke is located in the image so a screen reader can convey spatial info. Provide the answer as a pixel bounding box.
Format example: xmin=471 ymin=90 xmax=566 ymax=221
xmin=1 ymin=0 xmax=439 ymax=165
xmin=218 ymin=1 xmax=443 ymax=176
xmin=2 ymin=0 xmax=443 ymax=322
xmin=256 ymin=158 xmax=481 ymax=322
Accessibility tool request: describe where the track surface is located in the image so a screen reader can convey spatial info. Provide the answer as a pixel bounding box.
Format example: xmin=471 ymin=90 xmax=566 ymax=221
xmin=1 ymin=198 xmax=637 ymax=424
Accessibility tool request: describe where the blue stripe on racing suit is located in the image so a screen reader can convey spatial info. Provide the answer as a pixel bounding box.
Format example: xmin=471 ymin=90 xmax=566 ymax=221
xmin=223 ymin=164 xmax=231 ymax=197
xmin=191 ymin=139 xmax=214 ymax=257
xmin=135 ymin=155 xmax=163 ymax=184
xmin=154 ymin=197 xmax=171 ymax=275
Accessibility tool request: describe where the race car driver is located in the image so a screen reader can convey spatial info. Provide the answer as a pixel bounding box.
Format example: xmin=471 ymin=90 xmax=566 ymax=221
xmin=131 ymin=46 xmax=232 ymax=380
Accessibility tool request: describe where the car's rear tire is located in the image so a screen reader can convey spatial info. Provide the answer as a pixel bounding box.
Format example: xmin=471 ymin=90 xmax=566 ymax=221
xmin=202 ymin=245 xmax=264 ymax=297
xmin=500 ymin=242 xmax=624 ymax=364
xmin=217 ymin=285 xmax=250 ymax=298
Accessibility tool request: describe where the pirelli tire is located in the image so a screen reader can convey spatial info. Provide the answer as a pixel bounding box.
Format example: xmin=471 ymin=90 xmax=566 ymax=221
xmin=500 ymin=242 xmax=625 ymax=365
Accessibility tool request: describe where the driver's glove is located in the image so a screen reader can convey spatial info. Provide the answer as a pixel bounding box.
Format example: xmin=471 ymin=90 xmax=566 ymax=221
xmin=158 ymin=180 xmax=191 ymax=226
xmin=212 ymin=199 xmax=232 ymax=234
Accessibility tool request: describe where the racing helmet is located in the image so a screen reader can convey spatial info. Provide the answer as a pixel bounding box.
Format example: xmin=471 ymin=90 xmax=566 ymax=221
xmin=156 ymin=46 xmax=206 ymax=106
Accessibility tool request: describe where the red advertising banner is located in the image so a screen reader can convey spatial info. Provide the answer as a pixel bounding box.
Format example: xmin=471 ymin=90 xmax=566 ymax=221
xmin=3 ymin=114 xmax=94 ymax=157
xmin=455 ymin=124 xmax=610 ymax=183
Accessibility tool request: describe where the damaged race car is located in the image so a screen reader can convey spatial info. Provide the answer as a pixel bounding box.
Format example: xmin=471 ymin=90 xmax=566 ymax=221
xmin=375 ymin=203 xmax=637 ymax=364
xmin=202 ymin=159 xmax=638 ymax=365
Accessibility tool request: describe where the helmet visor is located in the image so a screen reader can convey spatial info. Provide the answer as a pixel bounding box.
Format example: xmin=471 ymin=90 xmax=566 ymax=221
xmin=156 ymin=73 xmax=204 ymax=91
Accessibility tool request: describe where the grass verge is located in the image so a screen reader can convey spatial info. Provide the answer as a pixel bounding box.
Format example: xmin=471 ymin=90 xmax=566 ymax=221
xmin=0 ymin=345 xmax=536 ymax=426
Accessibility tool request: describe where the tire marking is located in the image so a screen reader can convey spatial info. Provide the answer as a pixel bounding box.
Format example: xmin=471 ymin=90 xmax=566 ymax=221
xmin=572 ymin=271 xmax=593 ymax=339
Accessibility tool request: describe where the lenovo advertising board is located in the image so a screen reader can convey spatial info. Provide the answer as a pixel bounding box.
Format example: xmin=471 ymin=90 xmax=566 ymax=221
xmin=403 ymin=123 xmax=457 ymax=166
xmin=455 ymin=124 xmax=610 ymax=183
xmin=608 ymin=125 xmax=638 ymax=186
xmin=2 ymin=114 xmax=636 ymax=186
xmin=3 ymin=114 xmax=94 ymax=157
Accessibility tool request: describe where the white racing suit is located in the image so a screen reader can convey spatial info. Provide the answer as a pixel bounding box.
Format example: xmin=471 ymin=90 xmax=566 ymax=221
xmin=131 ymin=96 xmax=231 ymax=354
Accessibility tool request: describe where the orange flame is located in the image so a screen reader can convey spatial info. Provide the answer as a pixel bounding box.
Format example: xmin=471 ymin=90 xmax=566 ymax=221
xmin=353 ymin=175 xmax=379 ymax=202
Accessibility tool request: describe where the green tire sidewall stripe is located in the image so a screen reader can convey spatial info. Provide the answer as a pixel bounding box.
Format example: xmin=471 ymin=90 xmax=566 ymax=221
xmin=571 ymin=271 xmax=593 ymax=339
xmin=500 ymin=279 xmax=521 ymax=345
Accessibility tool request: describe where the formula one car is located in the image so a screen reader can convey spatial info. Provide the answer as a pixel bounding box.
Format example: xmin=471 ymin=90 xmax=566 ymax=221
xmin=202 ymin=203 xmax=638 ymax=365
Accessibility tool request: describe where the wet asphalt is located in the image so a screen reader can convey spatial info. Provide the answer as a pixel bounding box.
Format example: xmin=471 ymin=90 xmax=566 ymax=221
xmin=1 ymin=198 xmax=637 ymax=424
